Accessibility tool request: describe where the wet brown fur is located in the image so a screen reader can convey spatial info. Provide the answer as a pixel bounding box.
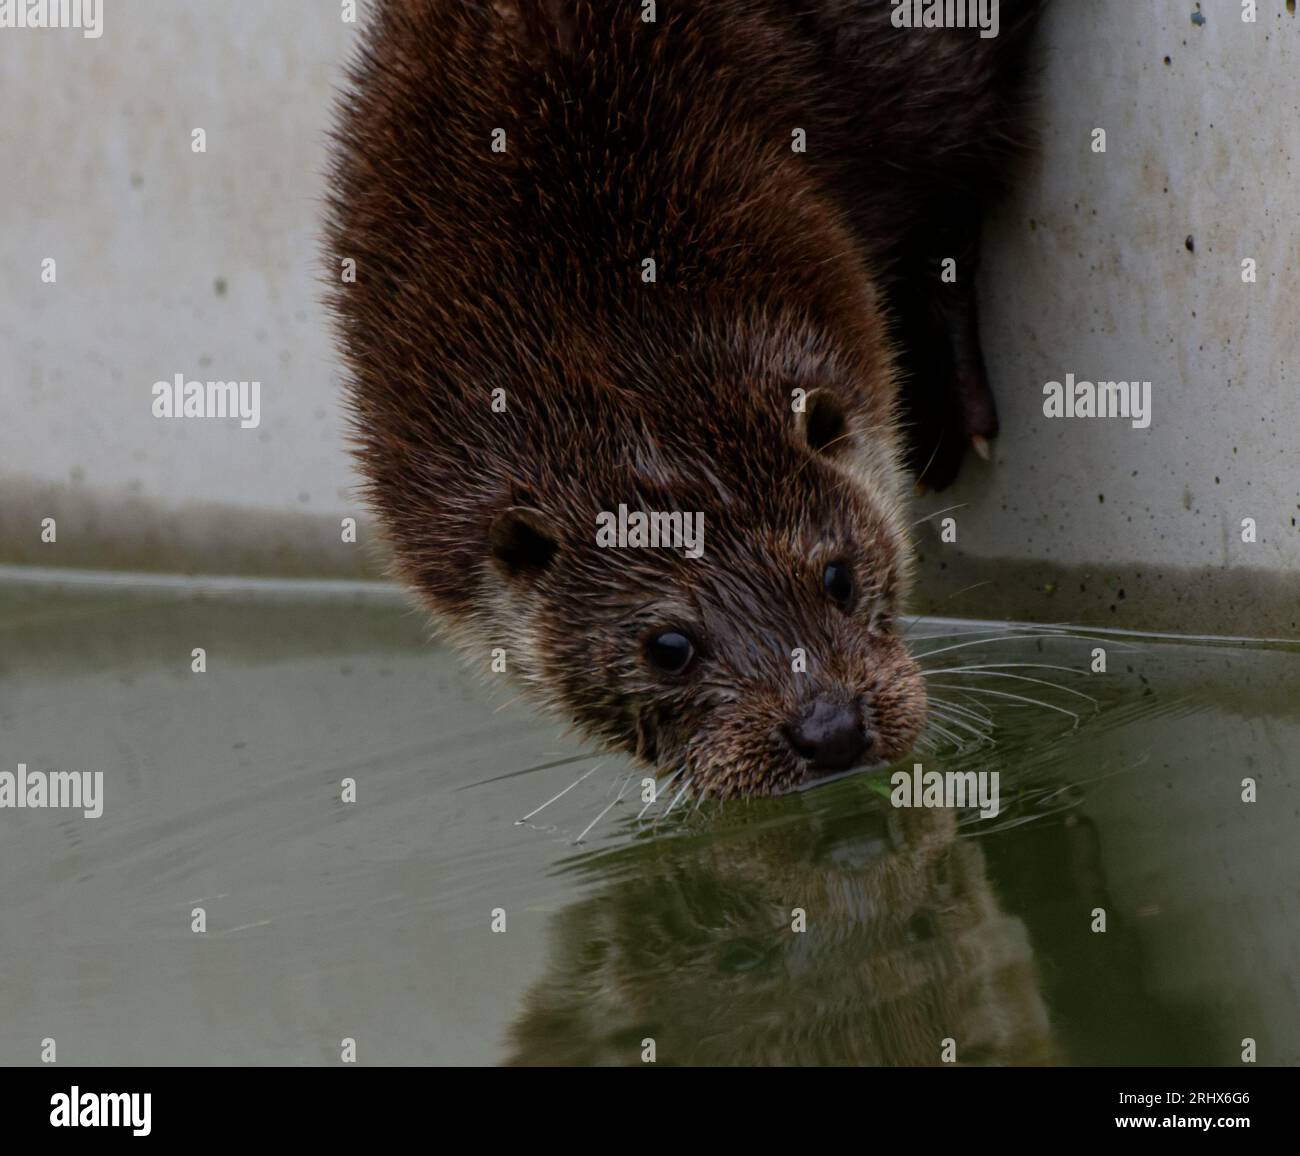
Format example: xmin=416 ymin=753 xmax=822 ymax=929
xmin=325 ymin=0 xmax=1044 ymax=799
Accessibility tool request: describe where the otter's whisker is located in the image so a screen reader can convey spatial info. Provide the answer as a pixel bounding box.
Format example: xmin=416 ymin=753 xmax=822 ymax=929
xmin=906 ymin=617 xmax=1083 ymax=636
xmin=931 ymin=708 xmax=993 ymax=737
xmin=945 ymin=580 xmax=997 ymax=605
xmin=927 ymin=696 xmax=995 ymax=728
xmin=920 ymin=712 xmax=972 ymax=748
xmin=573 ymin=773 xmax=633 ymax=844
xmin=928 ymin=708 xmax=992 ymax=745
xmin=604 ymin=768 xmax=635 ymax=800
xmin=515 ymin=762 xmax=603 ymax=824
xmin=933 ymin=696 xmax=992 ymax=720
xmin=928 ymin=683 xmax=1082 ymax=725
xmin=910 ymin=629 xmax=1141 ymax=661
xmin=922 ymin=667 xmax=1098 ymax=705
xmin=933 ymin=721 xmax=992 ymax=748
xmin=910 ymin=502 xmax=969 ymax=528
xmin=951 ymin=694 xmax=995 ymax=722
xmin=923 ymin=661 xmax=1090 ymax=678
xmin=638 ymin=766 xmax=683 ymax=821
xmin=925 ymin=717 xmax=971 ymax=749
xmin=911 ymin=632 xmax=1073 ymax=660
xmin=660 ymin=777 xmax=694 ymax=822
xmin=915 ymin=430 xmax=948 ymax=486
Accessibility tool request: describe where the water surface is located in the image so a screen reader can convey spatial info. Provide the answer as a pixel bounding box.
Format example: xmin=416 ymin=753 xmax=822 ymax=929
xmin=0 ymin=576 xmax=1295 ymax=1065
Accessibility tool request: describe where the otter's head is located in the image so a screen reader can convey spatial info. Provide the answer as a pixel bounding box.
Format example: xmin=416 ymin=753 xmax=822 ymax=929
xmin=482 ymin=378 xmax=927 ymax=801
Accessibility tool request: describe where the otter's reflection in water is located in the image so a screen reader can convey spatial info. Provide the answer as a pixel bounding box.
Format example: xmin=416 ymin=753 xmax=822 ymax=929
xmin=507 ymin=792 xmax=1056 ymax=1066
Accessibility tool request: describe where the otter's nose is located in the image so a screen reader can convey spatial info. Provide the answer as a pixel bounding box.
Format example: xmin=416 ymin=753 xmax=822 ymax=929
xmin=785 ymin=699 xmax=870 ymax=772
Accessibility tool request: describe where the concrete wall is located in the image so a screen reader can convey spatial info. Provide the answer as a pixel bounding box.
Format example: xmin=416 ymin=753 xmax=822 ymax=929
xmin=914 ymin=0 xmax=1300 ymax=636
xmin=0 ymin=0 xmax=364 ymax=578
xmin=1 ymin=0 xmax=1296 ymax=633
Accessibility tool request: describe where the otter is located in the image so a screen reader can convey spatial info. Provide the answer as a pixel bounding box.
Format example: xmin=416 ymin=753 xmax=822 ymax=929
xmin=325 ymin=0 xmax=1044 ymax=800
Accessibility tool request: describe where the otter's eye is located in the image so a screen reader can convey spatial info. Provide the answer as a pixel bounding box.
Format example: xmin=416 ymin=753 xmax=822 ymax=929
xmin=644 ymin=630 xmax=695 ymax=674
xmin=823 ymin=561 xmax=854 ymax=607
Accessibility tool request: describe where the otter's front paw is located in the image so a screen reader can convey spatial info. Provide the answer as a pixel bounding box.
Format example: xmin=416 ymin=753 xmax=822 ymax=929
xmin=895 ymin=265 xmax=999 ymax=491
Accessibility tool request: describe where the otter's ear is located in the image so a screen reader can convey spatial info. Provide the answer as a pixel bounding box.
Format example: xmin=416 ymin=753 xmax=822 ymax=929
xmin=797 ymin=388 xmax=852 ymax=457
xmin=489 ymin=506 xmax=560 ymax=580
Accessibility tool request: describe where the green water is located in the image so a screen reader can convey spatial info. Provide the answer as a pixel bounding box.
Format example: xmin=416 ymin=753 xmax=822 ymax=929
xmin=0 ymin=577 xmax=1295 ymax=1065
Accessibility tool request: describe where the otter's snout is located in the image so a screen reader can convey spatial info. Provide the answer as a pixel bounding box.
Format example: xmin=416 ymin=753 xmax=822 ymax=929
xmin=784 ymin=698 xmax=872 ymax=773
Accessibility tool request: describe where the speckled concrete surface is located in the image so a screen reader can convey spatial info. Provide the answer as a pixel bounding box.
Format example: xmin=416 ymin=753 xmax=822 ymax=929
xmin=914 ymin=0 xmax=1300 ymax=633
xmin=1 ymin=1 xmax=1296 ymax=634
xmin=0 ymin=1 xmax=366 ymax=573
